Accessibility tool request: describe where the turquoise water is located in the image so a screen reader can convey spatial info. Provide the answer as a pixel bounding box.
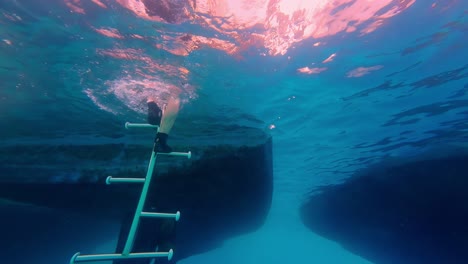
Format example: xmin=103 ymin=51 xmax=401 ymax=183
xmin=1 ymin=0 xmax=467 ymax=263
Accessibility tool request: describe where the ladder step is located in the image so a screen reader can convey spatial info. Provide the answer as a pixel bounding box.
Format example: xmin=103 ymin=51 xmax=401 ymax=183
xmin=70 ymin=249 xmax=173 ymax=263
xmin=141 ymin=211 xmax=181 ymax=221
xmin=158 ymin=151 xmax=191 ymax=159
xmin=125 ymin=122 xmax=159 ymax=129
xmin=106 ymin=176 xmax=145 ymax=185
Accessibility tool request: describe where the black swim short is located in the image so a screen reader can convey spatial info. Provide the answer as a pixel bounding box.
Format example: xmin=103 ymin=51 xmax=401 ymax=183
xmin=147 ymin=101 xmax=162 ymax=125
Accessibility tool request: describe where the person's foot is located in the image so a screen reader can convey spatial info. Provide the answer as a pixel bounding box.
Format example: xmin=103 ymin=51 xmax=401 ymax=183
xmin=147 ymin=101 xmax=162 ymax=125
xmin=154 ymin=132 xmax=172 ymax=153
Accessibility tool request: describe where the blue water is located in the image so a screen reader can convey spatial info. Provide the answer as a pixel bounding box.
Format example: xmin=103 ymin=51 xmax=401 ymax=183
xmin=1 ymin=0 xmax=467 ymax=263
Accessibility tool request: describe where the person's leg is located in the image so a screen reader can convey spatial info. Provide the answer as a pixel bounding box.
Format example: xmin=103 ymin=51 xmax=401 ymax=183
xmin=155 ymin=96 xmax=180 ymax=153
xmin=159 ymin=96 xmax=180 ymax=134
xmin=147 ymin=96 xmax=180 ymax=153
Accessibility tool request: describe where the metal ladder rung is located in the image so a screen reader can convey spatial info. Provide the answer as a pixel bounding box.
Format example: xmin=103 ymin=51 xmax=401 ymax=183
xmin=158 ymin=151 xmax=192 ymax=159
xmin=106 ymin=176 xmax=145 ymax=184
xmin=141 ymin=211 xmax=181 ymax=221
xmin=71 ymin=250 xmax=173 ymax=263
xmin=125 ymin=122 xmax=159 ymax=129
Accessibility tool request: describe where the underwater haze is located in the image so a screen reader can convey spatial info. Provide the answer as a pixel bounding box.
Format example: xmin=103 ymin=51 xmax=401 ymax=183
xmin=1 ymin=0 xmax=467 ymax=264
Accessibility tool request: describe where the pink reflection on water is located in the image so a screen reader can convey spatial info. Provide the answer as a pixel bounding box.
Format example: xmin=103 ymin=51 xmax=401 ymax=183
xmin=114 ymin=0 xmax=185 ymax=23
xmin=297 ymin=67 xmax=328 ymax=74
xmin=96 ymin=48 xmax=190 ymax=81
xmin=103 ymin=0 xmax=419 ymax=56
xmin=91 ymin=0 xmax=107 ymax=8
xmin=131 ymin=34 xmax=144 ymax=39
xmin=94 ymin=27 xmax=124 ymax=39
xmin=64 ymin=0 xmax=85 ymax=14
xmin=188 ymin=0 xmax=417 ymax=55
xmin=2 ymin=11 xmax=22 ymax=22
xmin=430 ymin=0 xmax=459 ymax=12
xmin=64 ymin=0 xmax=417 ymax=57
xmin=149 ymin=28 xmax=241 ymax=56
xmin=346 ymin=65 xmax=383 ymax=77
xmin=323 ymin=53 xmax=336 ymax=63
xmin=97 ymin=48 xmax=143 ymax=60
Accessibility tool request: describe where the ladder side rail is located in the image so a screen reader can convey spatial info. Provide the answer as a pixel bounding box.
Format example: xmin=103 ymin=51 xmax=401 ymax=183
xmin=122 ymin=143 xmax=158 ymax=255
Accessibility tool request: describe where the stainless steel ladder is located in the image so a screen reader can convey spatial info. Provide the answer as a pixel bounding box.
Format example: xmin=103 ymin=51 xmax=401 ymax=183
xmin=70 ymin=122 xmax=191 ymax=263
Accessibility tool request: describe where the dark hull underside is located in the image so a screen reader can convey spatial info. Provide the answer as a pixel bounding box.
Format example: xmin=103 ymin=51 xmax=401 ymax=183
xmin=301 ymin=148 xmax=468 ymax=264
xmin=0 ymin=128 xmax=273 ymax=264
